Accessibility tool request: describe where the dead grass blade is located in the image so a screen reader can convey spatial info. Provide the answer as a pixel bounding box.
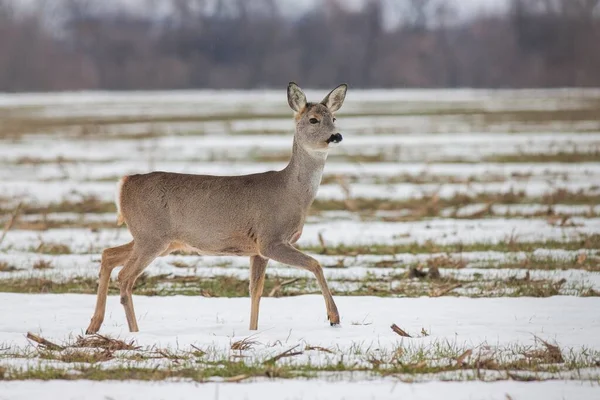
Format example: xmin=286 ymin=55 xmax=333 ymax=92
xmin=0 ymin=202 xmax=22 ymax=246
xmin=464 ymin=202 xmax=494 ymax=219
xmin=336 ymin=176 xmax=358 ymax=212
xmin=427 ymin=254 xmax=467 ymax=270
xmin=318 ymin=231 xmax=328 ymax=254
xmin=170 ymin=260 xmax=195 ymax=269
xmin=390 ymin=324 xmax=412 ymax=338
xmin=430 ymin=283 xmax=462 ymax=297
xmin=455 ymin=349 xmax=473 ymax=366
xmin=268 ymin=278 xmax=301 ymax=297
xmin=305 ymin=345 xmax=334 ymax=354
xmin=231 ymin=336 xmax=259 ymax=351
xmin=32 ymin=260 xmax=53 ymax=270
xmin=58 ymin=349 xmax=114 ymax=363
xmin=415 ymin=192 xmax=440 ymax=218
xmin=264 ymin=345 xmax=303 ymax=364
xmin=155 ymin=350 xmax=184 ymax=360
xmin=190 ymin=344 xmax=206 ymax=357
xmin=224 ymin=374 xmax=250 ymax=383
xmin=525 ymin=337 xmax=564 ymax=364
xmin=26 ymin=332 xmax=64 ymax=351
xmin=74 ymin=334 xmax=139 ymax=351
xmin=408 ymin=360 xmax=427 ymax=369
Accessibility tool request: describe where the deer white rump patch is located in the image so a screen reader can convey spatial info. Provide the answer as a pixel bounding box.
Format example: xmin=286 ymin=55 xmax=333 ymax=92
xmin=115 ymin=176 xmax=127 ymax=225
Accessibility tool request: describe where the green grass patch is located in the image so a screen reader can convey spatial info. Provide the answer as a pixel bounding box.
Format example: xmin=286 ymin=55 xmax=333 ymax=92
xmin=0 ymin=267 xmax=595 ymax=298
xmin=305 ymin=234 xmax=600 ymax=256
xmin=2 ymin=336 xmax=599 ymax=382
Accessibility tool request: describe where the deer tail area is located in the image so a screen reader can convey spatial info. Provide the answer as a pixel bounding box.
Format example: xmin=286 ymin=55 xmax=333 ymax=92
xmin=116 ymin=176 xmax=128 ymax=226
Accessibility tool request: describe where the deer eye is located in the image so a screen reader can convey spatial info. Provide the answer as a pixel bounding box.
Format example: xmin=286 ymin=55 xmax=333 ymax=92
xmin=309 ymin=118 xmax=319 ymax=124
xmin=333 ymin=117 xmax=336 ymax=122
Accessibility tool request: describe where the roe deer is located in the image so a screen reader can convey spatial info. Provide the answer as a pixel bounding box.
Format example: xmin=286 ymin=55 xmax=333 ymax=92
xmin=86 ymin=82 xmax=347 ymax=334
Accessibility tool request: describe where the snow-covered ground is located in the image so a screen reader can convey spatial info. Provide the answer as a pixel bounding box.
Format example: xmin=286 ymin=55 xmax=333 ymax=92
xmin=3 ymin=380 xmax=598 ymax=400
xmin=1 ymin=217 xmax=599 ymax=253
xmin=1 ymin=89 xmax=600 ymax=398
xmin=1 ymin=294 xmax=599 ymax=398
xmin=3 ymin=293 xmax=599 ymax=350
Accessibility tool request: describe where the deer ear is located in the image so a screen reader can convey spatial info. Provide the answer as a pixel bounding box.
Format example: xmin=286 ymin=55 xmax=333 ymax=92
xmin=321 ymin=83 xmax=347 ymax=113
xmin=287 ymin=82 xmax=307 ymax=112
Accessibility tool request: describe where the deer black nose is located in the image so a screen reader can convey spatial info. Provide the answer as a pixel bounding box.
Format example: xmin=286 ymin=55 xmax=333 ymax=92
xmin=327 ymin=133 xmax=343 ymax=144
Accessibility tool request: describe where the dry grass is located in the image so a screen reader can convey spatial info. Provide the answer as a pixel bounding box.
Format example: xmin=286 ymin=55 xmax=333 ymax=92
xmin=48 ymin=349 xmax=114 ymax=364
xmin=26 ymin=332 xmax=64 ymax=351
xmin=487 ymin=150 xmax=600 ymax=163
xmin=4 ymin=331 xmax=598 ymax=382
xmin=523 ymin=338 xmax=564 ymax=364
xmin=1 ymin=94 xmax=599 ymax=385
xmin=169 ymin=260 xmax=196 ymax=269
xmin=2 ymin=190 xmax=599 ymax=233
xmin=268 ymin=278 xmax=302 ymax=297
xmin=0 ymin=202 xmax=22 ymax=246
xmin=263 ymin=345 xmax=304 ymax=364
xmin=311 ymin=190 xmax=600 ymax=215
xmin=390 ymin=324 xmax=412 ymax=338
xmin=32 ymin=260 xmax=53 ymax=270
xmin=34 ymin=242 xmax=72 ymax=255
xmin=0 ymin=261 xmax=20 ymax=272
xmin=306 ymin=234 xmax=600 ymax=256
xmin=0 ymin=263 xmax=596 ymax=298
xmin=74 ymin=334 xmax=139 ymax=351
xmin=231 ymin=336 xmax=259 ymax=351
xmin=3 ymin=97 xmax=600 ymax=140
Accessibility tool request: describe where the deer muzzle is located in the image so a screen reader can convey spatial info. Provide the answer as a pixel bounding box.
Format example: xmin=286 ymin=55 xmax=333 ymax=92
xmin=326 ymin=133 xmax=343 ymax=144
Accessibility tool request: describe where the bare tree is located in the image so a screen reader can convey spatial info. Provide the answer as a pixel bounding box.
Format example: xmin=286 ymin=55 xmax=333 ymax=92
xmin=0 ymin=0 xmax=598 ymax=91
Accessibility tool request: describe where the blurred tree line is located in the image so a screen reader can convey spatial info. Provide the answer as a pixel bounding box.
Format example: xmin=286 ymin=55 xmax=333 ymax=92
xmin=0 ymin=0 xmax=599 ymax=91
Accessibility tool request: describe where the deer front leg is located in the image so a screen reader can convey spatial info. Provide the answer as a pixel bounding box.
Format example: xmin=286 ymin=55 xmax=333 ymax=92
xmin=87 ymin=241 xmax=134 ymax=334
xmin=249 ymin=255 xmax=269 ymax=330
xmin=261 ymin=242 xmax=339 ymax=325
xmin=116 ymin=240 xmax=166 ymax=332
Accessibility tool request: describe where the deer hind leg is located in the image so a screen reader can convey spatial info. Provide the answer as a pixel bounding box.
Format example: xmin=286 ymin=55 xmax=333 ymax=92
xmin=86 ymin=241 xmax=134 ymax=334
xmin=261 ymin=243 xmax=339 ymax=325
xmin=249 ymin=255 xmax=269 ymax=330
xmin=117 ymin=240 xmax=168 ymax=332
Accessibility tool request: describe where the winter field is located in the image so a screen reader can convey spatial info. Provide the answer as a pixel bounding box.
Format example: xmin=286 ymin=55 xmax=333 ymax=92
xmin=0 ymin=88 xmax=600 ymax=399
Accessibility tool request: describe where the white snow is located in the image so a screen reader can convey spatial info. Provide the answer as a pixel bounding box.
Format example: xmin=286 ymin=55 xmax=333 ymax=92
xmin=2 ymin=249 xmax=598 ymax=292
xmin=0 ymin=294 xmax=599 ymax=399
xmin=2 ymin=88 xmax=600 ymax=395
xmin=1 ymin=217 xmax=598 ymax=255
xmin=3 ymin=179 xmax=598 ymax=205
xmin=1 ymin=293 xmax=599 ymax=353
xmin=1 ymin=379 xmax=598 ymax=400
xmin=1 ymin=132 xmax=599 ymax=164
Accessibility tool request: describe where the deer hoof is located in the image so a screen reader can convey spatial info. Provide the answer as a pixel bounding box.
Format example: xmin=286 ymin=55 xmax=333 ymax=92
xmin=85 ymin=325 xmax=99 ymax=335
xmin=327 ymin=312 xmax=340 ymax=326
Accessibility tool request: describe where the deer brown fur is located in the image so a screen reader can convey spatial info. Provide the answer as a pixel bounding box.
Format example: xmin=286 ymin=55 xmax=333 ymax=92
xmin=86 ymin=82 xmax=347 ymax=334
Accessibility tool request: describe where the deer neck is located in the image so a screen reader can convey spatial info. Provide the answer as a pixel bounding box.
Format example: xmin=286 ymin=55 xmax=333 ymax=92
xmin=282 ymin=138 xmax=327 ymax=204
